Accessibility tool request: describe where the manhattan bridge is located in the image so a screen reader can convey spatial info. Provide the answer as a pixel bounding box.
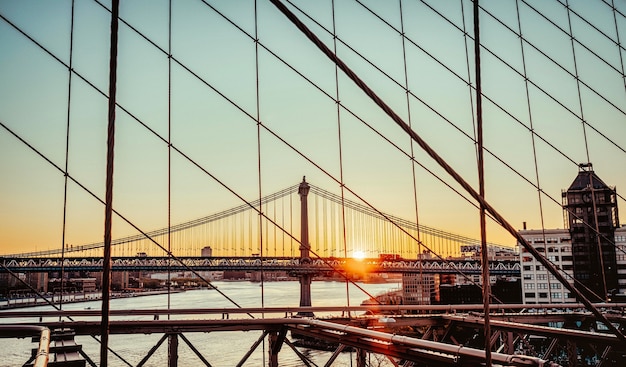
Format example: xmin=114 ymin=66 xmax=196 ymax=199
xmin=1 ymin=0 xmax=626 ymax=366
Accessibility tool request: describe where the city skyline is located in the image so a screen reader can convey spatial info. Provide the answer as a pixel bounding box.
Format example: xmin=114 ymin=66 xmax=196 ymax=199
xmin=1 ymin=0 xmax=626 ymax=256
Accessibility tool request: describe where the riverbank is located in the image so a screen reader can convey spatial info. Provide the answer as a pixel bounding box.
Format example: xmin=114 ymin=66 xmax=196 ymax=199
xmin=0 ymin=289 xmax=185 ymax=310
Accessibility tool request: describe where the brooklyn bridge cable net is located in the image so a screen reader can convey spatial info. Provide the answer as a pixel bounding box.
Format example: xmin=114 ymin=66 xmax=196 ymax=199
xmin=2 ymin=0 xmax=626 ymax=360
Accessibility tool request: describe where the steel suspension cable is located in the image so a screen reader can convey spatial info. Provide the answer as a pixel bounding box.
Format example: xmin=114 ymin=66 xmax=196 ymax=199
xmin=253 ymin=0 xmax=266 ymax=319
xmin=566 ymin=0 xmax=610 ymax=301
xmin=357 ymin=0 xmax=626 ymax=169
xmin=612 ymin=0 xmax=626 ymax=99
xmin=167 ymin=0 xmax=172 ymax=318
xmin=60 ymin=0 xmax=75 ymax=314
xmin=515 ymin=0 xmax=554 ymax=304
xmin=104 ymin=0 xmax=605 ymax=223
xmin=330 ymin=0 xmax=351 ymax=312
xmin=399 ymin=0 xmax=424 ymax=304
xmin=9 ymin=0 xmax=626 ymax=249
xmin=268 ymin=0 xmax=626 ymax=343
xmin=2 ymin=0 xmax=610 ymax=310
xmin=556 ymin=0 xmax=626 ymax=66
xmin=472 ymin=2 xmax=492 ymax=365
xmin=280 ymin=0 xmax=626 ymax=212
xmin=565 ymin=0 xmax=591 ymax=165
xmin=0 ymin=121 xmax=254 ymax=315
xmin=101 ymin=1 xmax=119 ymax=365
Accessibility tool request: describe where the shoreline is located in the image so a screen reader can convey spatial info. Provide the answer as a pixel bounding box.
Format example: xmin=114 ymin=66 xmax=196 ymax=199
xmin=0 ymin=289 xmax=186 ymax=310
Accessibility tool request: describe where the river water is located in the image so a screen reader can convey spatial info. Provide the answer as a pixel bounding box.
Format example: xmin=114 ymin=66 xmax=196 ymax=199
xmin=0 ymin=280 xmax=400 ymax=366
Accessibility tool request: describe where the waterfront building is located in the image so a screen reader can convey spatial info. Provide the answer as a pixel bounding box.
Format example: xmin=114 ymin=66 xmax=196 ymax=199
xmin=519 ymin=226 xmax=626 ymax=304
xmin=519 ymin=228 xmax=575 ymax=304
xmin=562 ymin=163 xmax=620 ymax=301
xmin=401 ymin=273 xmax=434 ymax=305
xmin=519 ymin=164 xmax=626 ymax=303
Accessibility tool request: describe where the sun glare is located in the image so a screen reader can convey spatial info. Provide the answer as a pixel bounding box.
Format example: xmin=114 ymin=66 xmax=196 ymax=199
xmin=352 ymin=251 xmax=366 ymax=260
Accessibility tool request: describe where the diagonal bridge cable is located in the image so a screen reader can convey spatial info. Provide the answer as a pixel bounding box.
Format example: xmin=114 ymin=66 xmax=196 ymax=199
xmin=0 ymin=7 xmax=384 ymax=307
xmin=282 ymin=0 xmax=626 ymax=214
xmin=2 ymin=2 xmax=615 ymax=311
xmin=0 ymin=2 xmax=507 ymax=305
xmin=0 ymin=120 xmax=253 ymax=317
xmin=268 ymin=0 xmax=626 ymax=343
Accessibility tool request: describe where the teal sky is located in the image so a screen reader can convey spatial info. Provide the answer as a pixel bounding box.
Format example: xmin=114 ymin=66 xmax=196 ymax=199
xmin=1 ymin=0 xmax=625 ymax=256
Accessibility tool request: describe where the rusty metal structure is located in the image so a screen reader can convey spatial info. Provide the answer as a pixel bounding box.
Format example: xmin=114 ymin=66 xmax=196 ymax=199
xmin=1 ymin=304 xmax=625 ymax=367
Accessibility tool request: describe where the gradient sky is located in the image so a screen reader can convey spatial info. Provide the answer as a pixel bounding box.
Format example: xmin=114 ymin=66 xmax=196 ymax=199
xmin=1 ymin=0 xmax=625 ymax=256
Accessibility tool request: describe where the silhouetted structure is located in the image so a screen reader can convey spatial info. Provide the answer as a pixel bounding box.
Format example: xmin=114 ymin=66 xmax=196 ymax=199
xmin=562 ymin=163 xmax=620 ymax=302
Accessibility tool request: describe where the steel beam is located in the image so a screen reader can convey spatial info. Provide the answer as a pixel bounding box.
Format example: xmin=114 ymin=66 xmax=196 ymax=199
xmin=168 ymin=333 xmax=178 ymax=367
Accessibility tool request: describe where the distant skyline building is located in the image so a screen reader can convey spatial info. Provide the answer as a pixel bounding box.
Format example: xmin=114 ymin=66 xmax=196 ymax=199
xmin=562 ymin=163 xmax=620 ymax=301
xmin=201 ymin=246 xmax=213 ymax=257
xmin=519 ymin=228 xmax=575 ymax=304
xmin=519 ymin=164 xmax=626 ymax=304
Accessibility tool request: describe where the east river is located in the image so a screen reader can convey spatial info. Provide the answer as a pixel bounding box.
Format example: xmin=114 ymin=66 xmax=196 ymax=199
xmin=0 ymin=280 xmax=400 ymax=366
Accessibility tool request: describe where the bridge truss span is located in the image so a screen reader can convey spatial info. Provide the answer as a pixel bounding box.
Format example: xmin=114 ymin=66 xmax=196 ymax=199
xmin=0 ymin=256 xmax=521 ymax=276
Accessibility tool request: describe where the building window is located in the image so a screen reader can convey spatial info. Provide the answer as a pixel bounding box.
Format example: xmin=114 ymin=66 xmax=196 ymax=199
xmin=537 ymin=283 xmax=548 ymax=289
xmin=538 ymin=293 xmax=548 ymax=298
xmin=537 ymin=274 xmax=547 ymax=280
xmin=524 ymin=283 xmax=535 ymax=289
xmin=523 ymin=265 xmax=531 ymax=271
xmin=551 ymin=292 xmax=562 ymax=299
xmin=525 ymin=292 xmax=536 ymax=298
xmin=550 ymin=283 xmax=561 ymax=289
xmin=523 ymin=274 xmax=534 ymax=280
xmin=548 ymin=256 xmax=559 ymax=262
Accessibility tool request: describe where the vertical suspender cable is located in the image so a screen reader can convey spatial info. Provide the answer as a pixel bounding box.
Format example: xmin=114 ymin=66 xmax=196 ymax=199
xmin=101 ymin=1 xmax=119 ymax=366
xmin=399 ymin=0 xmax=424 ymax=303
xmin=267 ymin=0 xmax=626 ymax=344
xmin=461 ymin=0 xmax=477 ymax=157
xmin=565 ymin=0 xmax=591 ymax=164
xmin=167 ymin=0 xmax=172 ymax=318
xmin=473 ymin=1 xmax=492 ymax=365
xmin=515 ymin=0 xmax=552 ymax=302
xmin=254 ymin=0 xmax=266 ymax=325
xmin=565 ymin=0 xmax=608 ymax=300
xmin=60 ymin=0 xmax=75 ymax=313
xmin=612 ymin=0 xmax=626 ymax=98
xmin=331 ymin=0 xmax=351 ymax=311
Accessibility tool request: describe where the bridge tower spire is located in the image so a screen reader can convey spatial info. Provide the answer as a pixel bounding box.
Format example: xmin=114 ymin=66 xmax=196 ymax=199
xmin=299 ymin=176 xmax=310 ymax=259
xmin=297 ymin=177 xmax=314 ymax=317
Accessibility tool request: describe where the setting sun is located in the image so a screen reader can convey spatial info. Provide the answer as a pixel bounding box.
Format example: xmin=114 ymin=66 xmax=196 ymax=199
xmin=352 ymin=250 xmax=366 ymax=260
